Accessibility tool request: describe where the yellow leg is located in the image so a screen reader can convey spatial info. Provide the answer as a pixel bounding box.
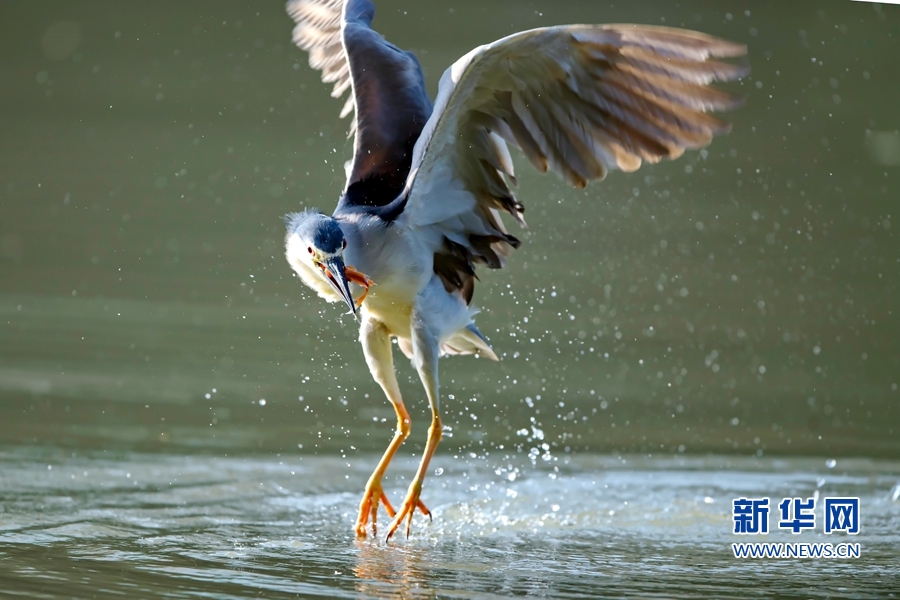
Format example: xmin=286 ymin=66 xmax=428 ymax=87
xmin=386 ymin=413 xmax=441 ymax=540
xmin=354 ymin=404 xmax=409 ymax=537
xmin=355 ymin=317 xmax=429 ymax=537
xmin=386 ymin=315 xmax=442 ymax=541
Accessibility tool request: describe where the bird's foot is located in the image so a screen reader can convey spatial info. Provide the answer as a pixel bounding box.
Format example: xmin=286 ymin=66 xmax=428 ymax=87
xmin=385 ymin=479 xmax=431 ymax=541
xmin=345 ymin=265 xmax=374 ymax=309
xmin=355 ymin=478 xmax=396 ymax=538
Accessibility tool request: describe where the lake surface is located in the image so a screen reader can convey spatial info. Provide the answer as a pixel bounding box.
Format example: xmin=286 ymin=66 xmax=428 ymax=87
xmin=2 ymin=448 xmax=899 ymax=598
xmin=1 ymin=0 xmax=898 ymax=597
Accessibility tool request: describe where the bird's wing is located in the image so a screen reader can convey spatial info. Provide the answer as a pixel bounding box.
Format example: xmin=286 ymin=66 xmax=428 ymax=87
xmin=287 ymin=0 xmax=432 ymax=207
xmin=398 ymin=24 xmax=747 ymax=303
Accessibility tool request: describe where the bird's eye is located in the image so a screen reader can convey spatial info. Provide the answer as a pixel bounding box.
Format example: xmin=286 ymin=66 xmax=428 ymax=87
xmin=307 ymin=246 xmax=313 ymax=255
xmin=342 ymin=239 xmax=347 ymax=250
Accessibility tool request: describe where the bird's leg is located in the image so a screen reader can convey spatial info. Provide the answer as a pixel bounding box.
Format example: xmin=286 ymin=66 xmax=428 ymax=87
xmin=356 ymin=318 xmax=419 ymax=537
xmin=355 ymin=405 xmax=407 ymax=538
xmin=386 ymin=318 xmax=442 ymax=541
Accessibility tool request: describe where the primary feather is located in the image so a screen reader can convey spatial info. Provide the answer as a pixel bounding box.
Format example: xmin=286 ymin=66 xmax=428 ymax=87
xmin=287 ymin=0 xmax=432 ymax=209
xmin=399 ymin=24 xmax=747 ymax=303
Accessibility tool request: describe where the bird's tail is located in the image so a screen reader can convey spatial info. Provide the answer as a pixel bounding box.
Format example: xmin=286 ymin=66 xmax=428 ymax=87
xmin=440 ymin=324 xmax=499 ymax=361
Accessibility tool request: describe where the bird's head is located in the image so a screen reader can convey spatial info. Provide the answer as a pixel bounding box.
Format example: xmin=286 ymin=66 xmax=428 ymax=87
xmin=284 ymin=210 xmax=357 ymax=317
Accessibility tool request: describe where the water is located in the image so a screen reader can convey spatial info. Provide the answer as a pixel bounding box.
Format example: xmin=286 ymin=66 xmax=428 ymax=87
xmin=2 ymin=0 xmax=899 ymax=597
xmin=3 ymin=448 xmax=898 ymax=598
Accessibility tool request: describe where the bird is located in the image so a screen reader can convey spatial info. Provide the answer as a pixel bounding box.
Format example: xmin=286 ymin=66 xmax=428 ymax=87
xmin=283 ymin=0 xmax=747 ymax=540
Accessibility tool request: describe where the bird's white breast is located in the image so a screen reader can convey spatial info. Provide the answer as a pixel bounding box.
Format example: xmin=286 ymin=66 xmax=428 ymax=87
xmin=341 ymin=215 xmax=433 ymax=336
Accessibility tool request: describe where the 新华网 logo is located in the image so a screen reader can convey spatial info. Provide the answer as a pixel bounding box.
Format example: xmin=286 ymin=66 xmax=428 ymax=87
xmin=730 ymin=496 xmax=861 ymax=559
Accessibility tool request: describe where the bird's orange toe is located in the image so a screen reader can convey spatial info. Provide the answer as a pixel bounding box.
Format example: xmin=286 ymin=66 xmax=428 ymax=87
xmin=385 ymin=480 xmax=431 ymax=541
xmin=355 ymin=479 xmax=396 ymax=538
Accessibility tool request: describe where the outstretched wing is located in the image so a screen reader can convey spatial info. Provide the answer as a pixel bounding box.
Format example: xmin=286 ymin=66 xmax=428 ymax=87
xmin=287 ymin=0 xmax=432 ymax=208
xmin=399 ymin=24 xmax=747 ymax=303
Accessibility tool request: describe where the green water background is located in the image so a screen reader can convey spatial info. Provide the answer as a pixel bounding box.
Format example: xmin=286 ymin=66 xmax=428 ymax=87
xmin=1 ymin=0 xmax=898 ymax=458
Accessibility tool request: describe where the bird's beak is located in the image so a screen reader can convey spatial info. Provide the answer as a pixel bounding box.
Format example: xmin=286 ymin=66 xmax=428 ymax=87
xmin=319 ymin=256 xmax=357 ymax=317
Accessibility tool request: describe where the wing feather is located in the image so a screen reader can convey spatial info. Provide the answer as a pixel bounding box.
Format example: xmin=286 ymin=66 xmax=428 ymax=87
xmin=287 ymin=0 xmax=432 ymax=207
xmin=400 ymin=24 xmax=747 ymax=303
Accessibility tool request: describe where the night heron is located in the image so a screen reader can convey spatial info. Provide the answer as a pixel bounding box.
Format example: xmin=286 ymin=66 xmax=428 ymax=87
xmin=284 ymin=0 xmax=746 ymax=540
